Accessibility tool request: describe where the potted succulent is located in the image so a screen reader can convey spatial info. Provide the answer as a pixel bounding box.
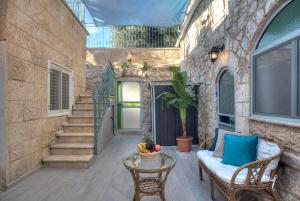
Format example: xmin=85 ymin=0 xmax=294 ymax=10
xmin=159 ymin=67 xmax=197 ymax=152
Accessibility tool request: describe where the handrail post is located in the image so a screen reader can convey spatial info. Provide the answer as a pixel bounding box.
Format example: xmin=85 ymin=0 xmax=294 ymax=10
xmin=93 ymin=96 xmax=98 ymax=155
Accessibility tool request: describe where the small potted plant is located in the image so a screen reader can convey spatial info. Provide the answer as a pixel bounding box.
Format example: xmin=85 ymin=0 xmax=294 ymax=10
xmin=137 ymin=133 xmax=161 ymax=160
xmin=158 ymin=67 xmax=197 ymax=152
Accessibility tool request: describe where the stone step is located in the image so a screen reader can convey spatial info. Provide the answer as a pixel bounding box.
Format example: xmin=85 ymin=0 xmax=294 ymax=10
xmin=72 ymin=108 xmax=93 ymax=116
xmin=67 ymin=115 xmax=93 ymax=124
xmin=81 ymin=91 xmax=93 ymax=96
xmin=80 ymin=94 xmax=93 ymax=98
xmin=43 ymin=155 xmax=94 ymax=168
xmin=56 ymin=131 xmax=94 ymax=143
xmin=79 ymin=95 xmax=93 ymax=103
xmin=50 ymin=143 xmax=94 ymax=155
xmin=75 ymin=103 xmax=94 ymax=109
xmin=114 ymin=130 xmax=144 ymax=136
xmin=62 ymin=123 xmax=93 ymax=133
xmin=77 ymin=99 xmax=93 ymax=104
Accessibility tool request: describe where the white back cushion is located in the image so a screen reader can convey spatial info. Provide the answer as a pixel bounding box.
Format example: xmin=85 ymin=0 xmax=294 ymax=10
xmin=197 ymin=150 xmax=270 ymax=184
xmin=257 ymin=139 xmax=281 ymax=176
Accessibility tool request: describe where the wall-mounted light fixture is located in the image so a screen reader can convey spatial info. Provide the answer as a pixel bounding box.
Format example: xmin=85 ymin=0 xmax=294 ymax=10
xmin=208 ymin=44 xmax=225 ymax=63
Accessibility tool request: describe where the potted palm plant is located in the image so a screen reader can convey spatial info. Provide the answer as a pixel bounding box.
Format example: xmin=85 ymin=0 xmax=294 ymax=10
xmin=159 ymin=67 xmax=197 ymax=152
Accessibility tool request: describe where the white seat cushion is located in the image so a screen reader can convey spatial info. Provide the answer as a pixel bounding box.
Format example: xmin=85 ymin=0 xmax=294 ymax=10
xmin=257 ymin=139 xmax=281 ymax=176
xmin=197 ymin=150 xmax=270 ymax=184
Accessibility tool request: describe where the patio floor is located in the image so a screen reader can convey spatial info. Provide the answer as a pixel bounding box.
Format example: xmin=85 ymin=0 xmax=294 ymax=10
xmin=0 ymin=135 xmax=226 ymax=201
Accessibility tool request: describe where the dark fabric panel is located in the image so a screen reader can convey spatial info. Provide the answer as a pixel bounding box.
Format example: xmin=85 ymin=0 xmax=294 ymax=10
xmin=154 ymin=85 xmax=198 ymax=146
xmin=186 ymin=103 xmax=198 ymax=144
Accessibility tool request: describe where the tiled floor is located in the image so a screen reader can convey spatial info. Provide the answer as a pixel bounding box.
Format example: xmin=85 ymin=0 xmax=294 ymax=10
xmin=0 ymin=135 xmax=226 ymax=201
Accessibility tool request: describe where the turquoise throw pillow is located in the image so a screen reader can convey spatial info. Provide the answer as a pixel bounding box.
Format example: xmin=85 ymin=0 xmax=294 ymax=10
xmin=208 ymin=128 xmax=219 ymax=151
xmin=222 ymin=134 xmax=258 ymax=167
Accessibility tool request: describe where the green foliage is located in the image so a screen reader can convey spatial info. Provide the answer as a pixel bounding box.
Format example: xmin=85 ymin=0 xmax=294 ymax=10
xmin=121 ymin=62 xmax=129 ymax=77
xmin=141 ymin=61 xmax=150 ymax=78
xmin=143 ymin=132 xmax=154 ymax=145
xmin=112 ymin=26 xmax=180 ymax=48
xmin=158 ymin=67 xmax=197 ymax=136
xmin=141 ymin=61 xmax=149 ymax=73
xmin=121 ymin=62 xmax=129 ymax=70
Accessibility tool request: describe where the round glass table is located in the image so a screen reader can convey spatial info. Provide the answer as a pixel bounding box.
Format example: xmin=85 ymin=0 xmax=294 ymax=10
xmin=123 ymin=152 xmax=176 ymax=201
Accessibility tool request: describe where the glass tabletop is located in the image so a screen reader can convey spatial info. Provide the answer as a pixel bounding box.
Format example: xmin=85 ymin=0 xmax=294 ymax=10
xmin=123 ymin=152 xmax=176 ymax=172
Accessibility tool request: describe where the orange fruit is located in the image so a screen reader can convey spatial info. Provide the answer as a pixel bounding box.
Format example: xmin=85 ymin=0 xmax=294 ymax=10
xmin=155 ymin=144 xmax=161 ymax=152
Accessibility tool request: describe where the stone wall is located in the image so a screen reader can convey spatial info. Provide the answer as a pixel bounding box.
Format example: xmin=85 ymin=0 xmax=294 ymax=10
xmin=1 ymin=0 xmax=87 ymax=188
xmin=249 ymin=119 xmax=300 ymax=201
xmin=86 ymin=48 xmax=180 ymax=134
xmin=179 ymin=0 xmax=300 ymax=200
xmin=0 ymin=0 xmax=7 ymax=41
xmin=86 ymin=48 xmax=181 ymax=68
xmin=0 ymin=0 xmax=8 ymax=190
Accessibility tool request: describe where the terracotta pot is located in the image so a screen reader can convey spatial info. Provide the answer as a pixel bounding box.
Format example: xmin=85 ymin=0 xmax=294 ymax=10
xmin=176 ymin=136 xmax=193 ymax=152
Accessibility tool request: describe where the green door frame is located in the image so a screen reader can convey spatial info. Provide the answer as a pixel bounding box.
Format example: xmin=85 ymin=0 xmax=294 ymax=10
xmin=116 ymin=80 xmax=143 ymax=130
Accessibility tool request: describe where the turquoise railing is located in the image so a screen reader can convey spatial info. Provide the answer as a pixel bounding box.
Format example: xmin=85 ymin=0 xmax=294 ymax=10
xmin=93 ymin=63 xmax=115 ymax=154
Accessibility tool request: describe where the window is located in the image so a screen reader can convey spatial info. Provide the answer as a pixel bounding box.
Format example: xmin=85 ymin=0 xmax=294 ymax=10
xmin=252 ymin=0 xmax=300 ymax=119
xmin=256 ymin=0 xmax=300 ymax=49
xmin=218 ymin=70 xmax=235 ymax=131
xmin=48 ymin=61 xmax=72 ymax=115
xmin=254 ymin=44 xmax=291 ymax=116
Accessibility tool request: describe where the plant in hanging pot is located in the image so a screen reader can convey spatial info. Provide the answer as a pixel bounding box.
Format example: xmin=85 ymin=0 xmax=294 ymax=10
xmin=158 ymin=67 xmax=197 ymax=152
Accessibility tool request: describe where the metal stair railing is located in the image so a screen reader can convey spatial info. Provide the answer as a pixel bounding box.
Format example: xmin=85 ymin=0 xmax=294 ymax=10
xmin=93 ymin=62 xmax=115 ymax=154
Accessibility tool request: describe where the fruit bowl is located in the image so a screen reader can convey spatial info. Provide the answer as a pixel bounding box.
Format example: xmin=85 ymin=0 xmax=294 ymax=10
xmin=139 ymin=151 xmax=160 ymax=161
xmin=137 ymin=143 xmax=161 ymax=161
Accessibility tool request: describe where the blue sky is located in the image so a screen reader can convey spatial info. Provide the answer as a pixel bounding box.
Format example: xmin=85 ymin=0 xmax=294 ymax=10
xmin=84 ymin=6 xmax=113 ymax=48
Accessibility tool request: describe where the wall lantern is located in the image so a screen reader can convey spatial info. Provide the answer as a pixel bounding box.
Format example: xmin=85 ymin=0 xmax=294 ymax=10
xmin=208 ymin=44 xmax=225 ymax=63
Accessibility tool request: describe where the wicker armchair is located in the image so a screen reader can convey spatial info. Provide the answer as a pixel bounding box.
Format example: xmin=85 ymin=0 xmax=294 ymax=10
xmin=198 ymin=137 xmax=284 ymax=201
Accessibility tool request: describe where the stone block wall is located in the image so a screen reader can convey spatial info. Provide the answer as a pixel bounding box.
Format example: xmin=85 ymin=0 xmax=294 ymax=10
xmin=0 ymin=0 xmax=87 ymax=189
xmin=249 ymin=119 xmax=300 ymax=201
xmin=0 ymin=0 xmax=7 ymax=41
xmin=86 ymin=48 xmax=180 ymax=134
xmin=178 ymin=0 xmax=300 ymax=200
xmin=0 ymin=0 xmax=8 ymax=190
xmin=86 ymin=48 xmax=181 ymax=68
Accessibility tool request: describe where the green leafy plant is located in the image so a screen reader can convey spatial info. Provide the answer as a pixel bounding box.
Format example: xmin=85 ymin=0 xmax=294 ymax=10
xmin=112 ymin=26 xmax=179 ymax=48
xmin=121 ymin=61 xmax=129 ymax=77
xmin=143 ymin=132 xmax=155 ymax=152
xmin=141 ymin=61 xmax=149 ymax=78
xmin=141 ymin=61 xmax=149 ymax=72
xmin=158 ymin=66 xmax=197 ymax=136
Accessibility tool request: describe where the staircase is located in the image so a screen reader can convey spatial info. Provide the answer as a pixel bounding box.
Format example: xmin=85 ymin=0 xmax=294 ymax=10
xmin=43 ymin=92 xmax=95 ymax=168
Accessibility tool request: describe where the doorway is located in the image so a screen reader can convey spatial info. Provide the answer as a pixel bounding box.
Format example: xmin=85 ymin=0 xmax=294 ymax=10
xmin=116 ymin=80 xmax=142 ymax=130
xmin=151 ymin=83 xmax=198 ymax=146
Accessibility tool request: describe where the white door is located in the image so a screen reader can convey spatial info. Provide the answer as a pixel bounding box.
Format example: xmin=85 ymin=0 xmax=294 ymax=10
xmin=117 ymin=81 xmax=142 ymax=130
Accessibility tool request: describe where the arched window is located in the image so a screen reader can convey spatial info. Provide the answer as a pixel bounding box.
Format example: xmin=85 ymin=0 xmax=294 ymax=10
xmin=218 ymin=70 xmax=235 ymax=131
xmin=252 ymin=0 xmax=300 ymax=118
